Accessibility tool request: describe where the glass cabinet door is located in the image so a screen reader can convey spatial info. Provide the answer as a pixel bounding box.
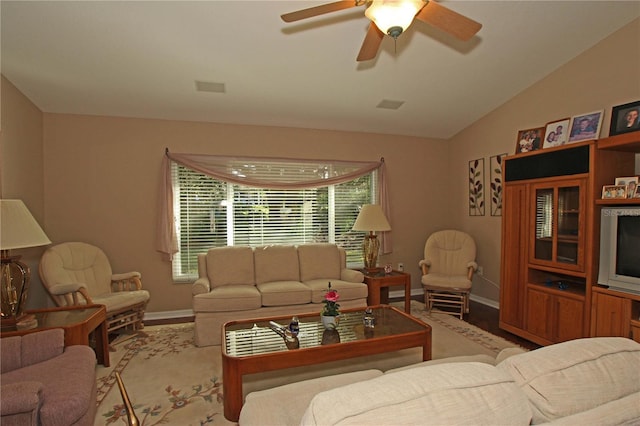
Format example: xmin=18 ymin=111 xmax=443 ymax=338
xmin=530 ymin=179 xmax=585 ymax=271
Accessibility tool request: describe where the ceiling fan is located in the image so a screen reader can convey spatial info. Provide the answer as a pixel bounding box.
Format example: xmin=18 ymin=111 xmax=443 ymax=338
xmin=281 ymin=0 xmax=482 ymax=62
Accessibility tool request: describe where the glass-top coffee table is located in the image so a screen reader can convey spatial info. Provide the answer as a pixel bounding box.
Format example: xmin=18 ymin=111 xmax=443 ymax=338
xmin=221 ymin=305 xmax=432 ymax=422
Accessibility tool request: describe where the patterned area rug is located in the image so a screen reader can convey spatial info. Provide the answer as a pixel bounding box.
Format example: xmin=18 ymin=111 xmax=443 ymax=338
xmin=94 ymin=301 xmax=523 ymax=425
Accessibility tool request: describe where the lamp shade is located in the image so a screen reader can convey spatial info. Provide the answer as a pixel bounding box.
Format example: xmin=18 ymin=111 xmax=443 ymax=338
xmin=365 ymin=0 xmax=424 ymax=37
xmin=0 ymin=200 xmax=51 ymax=250
xmin=352 ymin=204 xmax=391 ymax=232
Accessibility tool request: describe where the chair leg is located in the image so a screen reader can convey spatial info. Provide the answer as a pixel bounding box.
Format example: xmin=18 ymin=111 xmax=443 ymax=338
xmin=424 ymin=289 xmax=432 ymax=313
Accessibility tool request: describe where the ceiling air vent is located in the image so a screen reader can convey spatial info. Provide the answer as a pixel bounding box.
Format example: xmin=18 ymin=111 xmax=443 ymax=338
xmin=195 ymin=81 xmax=226 ymax=93
xmin=376 ymin=99 xmax=404 ymax=110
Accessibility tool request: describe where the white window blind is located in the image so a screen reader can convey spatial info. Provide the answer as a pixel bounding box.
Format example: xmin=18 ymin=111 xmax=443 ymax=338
xmin=171 ymin=163 xmax=376 ymax=281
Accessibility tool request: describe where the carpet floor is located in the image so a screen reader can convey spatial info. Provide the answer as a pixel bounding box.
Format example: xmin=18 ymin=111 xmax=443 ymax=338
xmin=94 ymin=301 xmax=523 ymax=425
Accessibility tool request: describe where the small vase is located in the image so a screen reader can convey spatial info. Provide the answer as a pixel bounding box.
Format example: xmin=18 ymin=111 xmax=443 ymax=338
xmin=321 ymin=314 xmax=340 ymax=330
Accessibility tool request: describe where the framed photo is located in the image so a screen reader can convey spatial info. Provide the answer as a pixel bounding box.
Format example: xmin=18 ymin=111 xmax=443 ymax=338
xmin=614 ymin=176 xmax=639 ymax=198
xmin=542 ymin=118 xmax=570 ymax=148
xmin=609 ymin=100 xmax=640 ymax=136
xmin=515 ymin=127 xmax=543 ymax=154
xmin=602 ymin=184 xmax=627 ymax=199
xmin=634 ymin=186 xmax=640 ymax=199
xmin=568 ymin=110 xmax=604 ymax=143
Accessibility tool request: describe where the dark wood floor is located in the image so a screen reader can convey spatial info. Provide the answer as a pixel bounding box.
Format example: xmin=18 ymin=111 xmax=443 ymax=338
xmin=459 ymin=300 xmax=540 ymax=350
xmin=147 ymin=297 xmax=540 ymax=350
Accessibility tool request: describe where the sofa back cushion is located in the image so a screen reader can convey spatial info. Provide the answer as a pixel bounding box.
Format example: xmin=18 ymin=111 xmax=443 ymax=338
xmin=254 ymin=245 xmax=300 ymax=284
xmin=298 ymin=244 xmax=341 ymax=282
xmin=205 ymin=246 xmax=255 ymax=288
xmin=300 ymin=362 xmax=532 ymax=425
xmin=497 ymin=336 xmax=640 ymax=424
xmin=1 ymin=329 xmax=65 ymax=373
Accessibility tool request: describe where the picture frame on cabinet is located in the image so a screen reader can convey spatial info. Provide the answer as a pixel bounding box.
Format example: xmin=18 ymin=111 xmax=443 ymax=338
xmin=614 ymin=176 xmax=639 ymax=198
xmin=568 ymin=110 xmax=604 ymax=143
xmin=634 ymin=186 xmax=640 ymax=199
xmin=515 ymin=127 xmax=543 ymax=154
xmin=609 ymin=100 xmax=640 ymax=136
xmin=542 ymin=118 xmax=570 ymax=148
xmin=602 ymin=184 xmax=627 ymax=199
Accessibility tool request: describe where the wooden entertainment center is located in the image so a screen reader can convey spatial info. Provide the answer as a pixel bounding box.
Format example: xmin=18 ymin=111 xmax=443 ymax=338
xmin=499 ymin=132 xmax=640 ymax=346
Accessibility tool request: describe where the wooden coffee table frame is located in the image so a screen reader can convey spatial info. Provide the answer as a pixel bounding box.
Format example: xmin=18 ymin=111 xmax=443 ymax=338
xmin=221 ymin=305 xmax=431 ymax=422
xmin=1 ymin=304 xmax=109 ymax=367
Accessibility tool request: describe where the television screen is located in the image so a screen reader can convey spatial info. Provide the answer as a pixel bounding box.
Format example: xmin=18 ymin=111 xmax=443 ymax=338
xmin=616 ymin=215 xmax=640 ymax=278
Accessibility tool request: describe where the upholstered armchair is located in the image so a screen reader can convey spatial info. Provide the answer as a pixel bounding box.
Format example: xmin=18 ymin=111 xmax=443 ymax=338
xmin=1 ymin=329 xmax=97 ymax=426
xmin=39 ymin=242 xmax=150 ymax=334
xmin=419 ymin=230 xmax=477 ymax=319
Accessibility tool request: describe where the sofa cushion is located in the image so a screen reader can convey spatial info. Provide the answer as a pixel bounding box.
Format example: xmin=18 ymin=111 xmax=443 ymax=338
xmin=497 ymin=337 xmax=640 ymax=424
xmin=254 ymin=245 xmax=300 ymax=284
xmin=240 ymin=369 xmax=384 ymax=426
xmin=193 ymin=285 xmax=262 ymax=312
xmin=298 ymin=244 xmax=341 ymax=282
xmin=256 ymin=281 xmax=311 ymax=306
xmin=304 ymin=279 xmax=368 ymax=303
xmin=1 ymin=329 xmax=65 ymax=373
xmin=384 ymin=353 xmax=498 ymax=374
xmin=205 ymin=246 xmax=255 ymax=288
xmin=300 ymin=362 xmax=532 ymax=425
xmin=536 ymin=392 xmax=640 ymax=425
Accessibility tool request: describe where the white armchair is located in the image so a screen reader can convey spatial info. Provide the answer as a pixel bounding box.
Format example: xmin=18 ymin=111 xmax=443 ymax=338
xmin=419 ymin=230 xmax=477 ymax=319
xmin=39 ymin=242 xmax=150 ymax=334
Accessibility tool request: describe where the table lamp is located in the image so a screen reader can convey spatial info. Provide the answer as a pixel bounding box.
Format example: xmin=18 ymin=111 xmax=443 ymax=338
xmin=352 ymin=204 xmax=391 ymax=270
xmin=1 ymin=199 xmax=51 ymax=325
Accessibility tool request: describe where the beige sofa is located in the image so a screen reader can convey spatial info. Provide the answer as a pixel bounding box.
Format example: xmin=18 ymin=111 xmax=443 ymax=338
xmin=239 ymin=337 xmax=640 ymax=425
xmin=192 ymin=243 xmax=368 ymax=347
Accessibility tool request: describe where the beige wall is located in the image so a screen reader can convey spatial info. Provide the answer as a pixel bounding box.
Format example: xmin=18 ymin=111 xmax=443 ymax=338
xmin=449 ymin=18 xmax=640 ymax=304
xmin=0 ymin=76 xmax=50 ymax=309
xmin=2 ymin=18 xmax=639 ymax=315
xmin=41 ymin=114 xmax=448 ymax=312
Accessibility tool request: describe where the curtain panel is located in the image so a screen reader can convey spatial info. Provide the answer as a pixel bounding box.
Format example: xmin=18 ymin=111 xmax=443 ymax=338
xmin=157 ymin=150 xmax=392 ymax=260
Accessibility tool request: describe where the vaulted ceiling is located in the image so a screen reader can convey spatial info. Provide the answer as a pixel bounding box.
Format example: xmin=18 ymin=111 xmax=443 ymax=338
xmin=2 ymin=1 xmax=639 ymax=139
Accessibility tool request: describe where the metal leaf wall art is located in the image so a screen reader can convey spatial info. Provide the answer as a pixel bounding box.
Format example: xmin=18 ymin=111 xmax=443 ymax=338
xmin=469 ymin=158 xmax=485 ymax=216
xmin=490 ymin=154 xmax=506 ymax=216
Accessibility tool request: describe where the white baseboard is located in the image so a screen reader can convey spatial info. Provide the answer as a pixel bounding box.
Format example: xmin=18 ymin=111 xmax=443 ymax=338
xmin=145 ymin=291 xmax=499 ymax=321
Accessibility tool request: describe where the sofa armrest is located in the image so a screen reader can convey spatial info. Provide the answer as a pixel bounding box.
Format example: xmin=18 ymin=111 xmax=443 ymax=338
xmin=192 ymin=277 xmax=211 ymax=295
xmin=340 ymin=268 xmax=364 ymax=283
xmin=47 ymin=282 xmax=87 ymax=295
xmin=0 ymin=381 xmax=44 ymax=418
xmin=111 ymin=272 xmax=143 ymax=291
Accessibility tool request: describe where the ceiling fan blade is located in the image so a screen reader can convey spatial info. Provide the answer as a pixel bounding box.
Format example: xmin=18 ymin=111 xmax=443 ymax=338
xmin=281 ymin=1 xmax=358 ymax=23
xmin=357 ymin=22 xmax=384 ymax=62
xmin=415 ymin=1 xmax=482 ymax=41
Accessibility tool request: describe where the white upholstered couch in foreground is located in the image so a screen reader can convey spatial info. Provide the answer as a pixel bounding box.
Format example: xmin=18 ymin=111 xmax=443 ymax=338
xmin=192 ymin=243 xmax=367 ymax=347
xmin=239 ymin=337 xmax=640 ymax=425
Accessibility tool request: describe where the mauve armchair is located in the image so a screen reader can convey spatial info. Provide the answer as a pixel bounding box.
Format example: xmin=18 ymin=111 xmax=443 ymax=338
xmin=1 ymin=328 xmax=97 ymax=426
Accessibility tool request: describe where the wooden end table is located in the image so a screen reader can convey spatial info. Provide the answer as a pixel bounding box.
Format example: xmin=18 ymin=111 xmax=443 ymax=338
xmin=0 ymin=305 xmax=109 ymax=367
xmin=361 ymin=269 xmax=412 ymax=313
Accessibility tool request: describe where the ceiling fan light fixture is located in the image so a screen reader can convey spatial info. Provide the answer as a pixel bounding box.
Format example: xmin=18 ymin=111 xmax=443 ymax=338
xmin=365 ymin=0 xmax=424 ymax=38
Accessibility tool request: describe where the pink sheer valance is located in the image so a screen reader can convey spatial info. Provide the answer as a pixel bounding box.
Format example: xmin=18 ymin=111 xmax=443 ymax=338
xmin=157 ymin=150 xmax=392 ymax=260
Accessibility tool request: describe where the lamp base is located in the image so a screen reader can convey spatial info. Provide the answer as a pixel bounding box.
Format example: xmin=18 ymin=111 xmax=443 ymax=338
xmin=362 ymin=233 xmax=381 ymax=270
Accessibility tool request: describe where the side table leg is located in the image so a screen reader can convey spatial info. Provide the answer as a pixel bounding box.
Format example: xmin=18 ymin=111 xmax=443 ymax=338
xmin=95 ymin=321 xmax=110 ymax=367
xmin=404 ymin=277 xmax=411 ymax=313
